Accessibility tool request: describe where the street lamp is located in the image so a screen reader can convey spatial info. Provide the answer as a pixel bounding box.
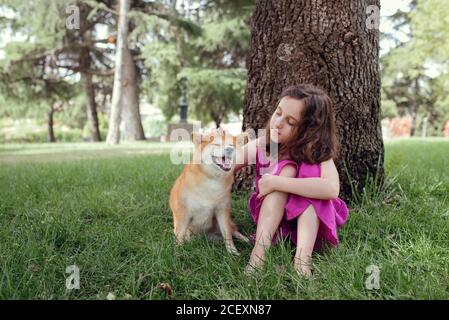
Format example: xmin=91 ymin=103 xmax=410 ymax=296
xmin=180 ymin=94 xmax=188 ymax=123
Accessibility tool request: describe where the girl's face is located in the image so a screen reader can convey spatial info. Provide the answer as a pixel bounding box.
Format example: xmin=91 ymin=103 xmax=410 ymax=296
xmin=269 ymin=97 xmax=304 ymax=144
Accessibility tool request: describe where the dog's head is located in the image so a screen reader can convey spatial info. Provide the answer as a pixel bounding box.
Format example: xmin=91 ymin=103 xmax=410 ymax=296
xmin=191 ymin=130 xmax=248 ymax=175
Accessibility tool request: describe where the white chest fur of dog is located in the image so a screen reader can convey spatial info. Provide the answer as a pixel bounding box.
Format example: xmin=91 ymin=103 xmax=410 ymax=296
xmin=182 ymin=176 xmax=231 ymax=232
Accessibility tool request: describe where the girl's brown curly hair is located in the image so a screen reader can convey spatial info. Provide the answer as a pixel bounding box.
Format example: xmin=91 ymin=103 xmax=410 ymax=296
xmin=264 ymin=84 xmax=339 ymax=164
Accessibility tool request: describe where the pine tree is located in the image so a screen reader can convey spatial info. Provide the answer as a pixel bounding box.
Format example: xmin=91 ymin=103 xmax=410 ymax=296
xmin=141 ymin=0 xmax=254 ymax=128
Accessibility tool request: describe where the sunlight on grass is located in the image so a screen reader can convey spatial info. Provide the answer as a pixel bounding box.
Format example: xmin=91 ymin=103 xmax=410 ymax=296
xmin=0 ymin=141 xmax=193 ymax=163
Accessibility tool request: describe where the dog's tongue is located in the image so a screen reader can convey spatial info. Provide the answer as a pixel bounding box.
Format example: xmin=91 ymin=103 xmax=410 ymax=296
xmin=222 ymin=157 xmax=232 ymax=169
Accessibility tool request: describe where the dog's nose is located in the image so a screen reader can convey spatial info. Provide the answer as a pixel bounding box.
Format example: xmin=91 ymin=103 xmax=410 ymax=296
xmin=224 ymin=146 xmax=234 ymax=156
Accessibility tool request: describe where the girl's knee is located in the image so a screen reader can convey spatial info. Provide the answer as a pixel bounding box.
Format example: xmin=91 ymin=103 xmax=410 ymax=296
xmin=262 ymin=191 xmax=289 ymax=206
xmin=301 ymin=204 xmax=318 ymax=217
xmin=297 ymin=205 xmax=320 ymax=227
xmin=259 ymin=191 xmax=289 ymax=218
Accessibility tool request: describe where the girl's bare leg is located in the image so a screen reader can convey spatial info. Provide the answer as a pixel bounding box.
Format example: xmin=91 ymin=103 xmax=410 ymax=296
xmin=294 ymin=205 xmax=320 ymax=276
xmin=245 ymin=164 xmax=297 ymax=274
xmin=246 ymin=191 xmax=288 ymax=272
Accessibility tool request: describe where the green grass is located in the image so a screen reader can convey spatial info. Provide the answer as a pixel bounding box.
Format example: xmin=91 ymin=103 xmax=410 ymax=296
xmin=0 ymin=138 xmax=448 ymax=299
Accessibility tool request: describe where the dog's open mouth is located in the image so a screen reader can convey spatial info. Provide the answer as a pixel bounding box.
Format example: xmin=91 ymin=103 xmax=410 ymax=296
xmin=212 ymin=155 xmax=233 ymax=172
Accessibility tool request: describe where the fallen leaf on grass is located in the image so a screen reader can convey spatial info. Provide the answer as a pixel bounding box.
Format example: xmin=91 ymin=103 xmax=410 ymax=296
xmin=156 ymin=283 xmax=173 ymax=299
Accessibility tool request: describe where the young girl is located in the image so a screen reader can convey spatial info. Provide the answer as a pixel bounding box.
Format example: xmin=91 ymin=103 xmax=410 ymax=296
xmin=234 ymin=84 xmax=349 ymax=276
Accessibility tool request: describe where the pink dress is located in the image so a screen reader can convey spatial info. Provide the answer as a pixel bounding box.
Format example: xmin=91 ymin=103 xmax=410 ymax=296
xmin=248 ymin=147 xmax=349 ymax=250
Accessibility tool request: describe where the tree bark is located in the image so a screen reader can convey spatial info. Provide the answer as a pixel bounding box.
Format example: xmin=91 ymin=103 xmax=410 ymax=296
xmin=122 ymin=46 xmax=146 ymax=141
xmin=410 ymin=105 xmax=418 ymax=137
xmin=81 ymin=69 xmax=102 ymax=142
xmin=234 ymin=0 xmax=384 ymax=200
xmin=47 ymin=106 xmax=56 ymax=143
xmin=410 ymin=78 xmax=420 ymax=137
xmin=79 ymin=27 xmax=102 ymax=142
xmin=106 ymin=0 xmax=131 ymax=144
xmin=211 ymin=111 xmax=222 ymax=129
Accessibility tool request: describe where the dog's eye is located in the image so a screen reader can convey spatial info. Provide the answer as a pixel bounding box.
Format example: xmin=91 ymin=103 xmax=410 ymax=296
xmin=202 ymin=135 xmax=214 ymax=142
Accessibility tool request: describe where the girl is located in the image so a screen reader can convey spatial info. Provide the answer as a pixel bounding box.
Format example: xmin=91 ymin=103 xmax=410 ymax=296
xmin=234 ymin=84 xmax=349 ymax=276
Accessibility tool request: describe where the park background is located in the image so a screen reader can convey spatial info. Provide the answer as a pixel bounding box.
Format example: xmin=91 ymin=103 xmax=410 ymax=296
xmin=0 ymin=0 xmax=448 ymax=299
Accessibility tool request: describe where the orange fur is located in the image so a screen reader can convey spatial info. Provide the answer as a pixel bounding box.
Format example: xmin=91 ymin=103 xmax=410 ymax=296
xmin=169 ymin=130 xmax=249 ymax=255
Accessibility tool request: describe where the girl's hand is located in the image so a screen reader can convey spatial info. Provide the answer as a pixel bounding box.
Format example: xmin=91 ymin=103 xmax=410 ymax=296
xmin=257 ymin=174 xmax=278 ymax=199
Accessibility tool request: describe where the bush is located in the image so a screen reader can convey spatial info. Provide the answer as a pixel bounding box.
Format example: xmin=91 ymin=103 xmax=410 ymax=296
xmin=55 ymin=129 xmax=83 ymax=142
xmin=142 ymin=116 xmax=167 ymax=138
xmin=0 ymin=127 xmax=83 ymax=143
xmin=0 ymin=130 xmax=46 ymax=143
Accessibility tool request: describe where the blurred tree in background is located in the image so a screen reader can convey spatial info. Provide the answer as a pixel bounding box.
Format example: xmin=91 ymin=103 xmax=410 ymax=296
xmin=0 ymin=0 xmax=448 ymax=142
xmin=0 ymin=0 xmax=117 ymax=142
xmin=142 ymin=0 xmax=254 ymax=128
xmin=381 ymin=0 xmax=449 ymax=136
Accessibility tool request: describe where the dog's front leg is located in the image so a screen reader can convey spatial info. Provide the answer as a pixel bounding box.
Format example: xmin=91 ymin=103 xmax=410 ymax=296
xmin=175 ymin=216 xmax=192 ymax=244
xmin=215 ymin=206 xmax=239 ymax=255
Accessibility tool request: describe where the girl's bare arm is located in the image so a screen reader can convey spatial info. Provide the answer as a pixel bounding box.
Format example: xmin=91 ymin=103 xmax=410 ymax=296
xmin=234 ymin=137 xmax=259 ymax=173
xmin=272 ymin=159 xmax=340 ymax=200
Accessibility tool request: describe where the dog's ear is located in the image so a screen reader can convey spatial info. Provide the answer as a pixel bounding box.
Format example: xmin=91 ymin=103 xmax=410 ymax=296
xmin=191 ymin=132 xmax=202 ymax=145
xmin=236 ymin=131 xmax=249 ymax=146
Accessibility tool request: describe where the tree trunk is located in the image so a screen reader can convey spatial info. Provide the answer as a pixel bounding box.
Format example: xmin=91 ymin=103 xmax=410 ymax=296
xmin=122 ymin=46 xmax=146 ymax=141
xmin=81 ymin=70 xmax=102 ymax=142
xmin=410 ymin=104 xmax=418 ymax=137
xmin=47 ymin=106 xmax=56 ymax=143
xmin=76 ymin=4 xmax=102 ymax=142
xmin=79 ymin=29 xmax=101 ymax=142
xmin=211 ymin=112 xmax=222 ymax=129
xmin=234 ymin=0 xmax=384 ymax=200
xmin=410 ymin=78 xmax=420 ymax=137
xmin=106 ymin=0 xmax=131 ymax=144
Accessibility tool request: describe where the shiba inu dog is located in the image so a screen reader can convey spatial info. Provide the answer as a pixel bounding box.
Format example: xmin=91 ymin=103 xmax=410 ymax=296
xmin=169 ymin=129 xmax=249 ymax=255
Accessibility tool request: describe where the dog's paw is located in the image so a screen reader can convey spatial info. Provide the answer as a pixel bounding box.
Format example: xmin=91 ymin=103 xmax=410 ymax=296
xmin=233 ymin=231 xmax=251 ymax=244
xmin=175 ymin=234 xmax=190 ymax=245
xmin=226 ymin=245 xmax=240 ymax=256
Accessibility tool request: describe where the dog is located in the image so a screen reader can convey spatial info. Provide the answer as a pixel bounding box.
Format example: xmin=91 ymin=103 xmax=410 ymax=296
xmin=169 ymin=129 xmax=249 ymax=255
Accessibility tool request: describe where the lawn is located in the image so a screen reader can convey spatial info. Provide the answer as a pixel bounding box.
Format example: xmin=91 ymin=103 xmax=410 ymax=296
xmin=0 ymin=139 xmax=448 ymax=299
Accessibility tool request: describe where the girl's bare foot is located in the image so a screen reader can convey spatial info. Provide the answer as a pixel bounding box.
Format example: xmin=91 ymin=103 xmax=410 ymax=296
xmin=245 ymin=249 xmax=265 ymax=275
xmin=294 ymin=255 xmax=312 ymax=277
xmin=244 ymin=263 xmax=261 ymax=276
xmin=295 ymin=265 xmax=312 ymax=277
